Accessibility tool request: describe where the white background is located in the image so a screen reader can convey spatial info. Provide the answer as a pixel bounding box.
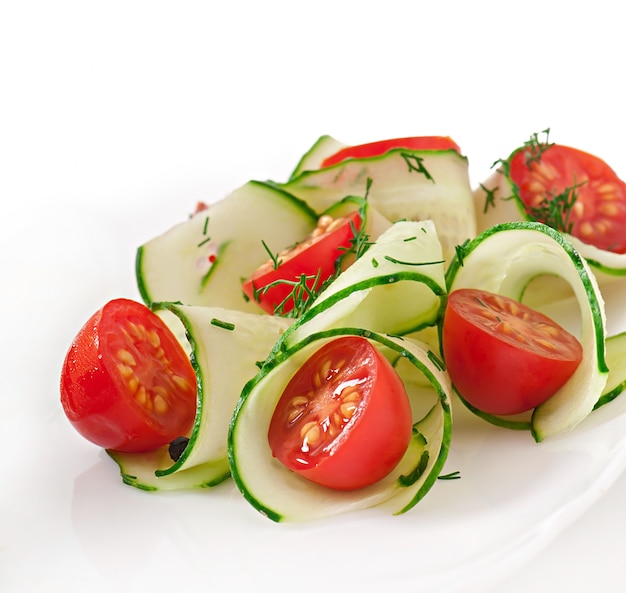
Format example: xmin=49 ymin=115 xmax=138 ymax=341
xmin=2 ymin=1 xmax=626 ymax=592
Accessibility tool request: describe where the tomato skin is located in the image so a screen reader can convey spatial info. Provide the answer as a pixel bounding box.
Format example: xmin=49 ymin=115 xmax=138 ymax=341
xmin=242 ymin=211 xmax=361 ymax=316
xmin=508 ymin=143 xmax=626 ymax=253
xmin=268 ymin=336 xmax=413 ymax=491
xmin=442 ymin=289 xmax=583 ymax=416
xmin=60 ymin=298 xmax=197 ymax=452
xmin=321 ymin=136 xmax=461 ymax=168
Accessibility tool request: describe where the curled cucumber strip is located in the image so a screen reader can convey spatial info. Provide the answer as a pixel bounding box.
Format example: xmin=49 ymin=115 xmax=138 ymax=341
xmin=446 ymin=221 xmax=608 ymax=441
xmin=228 ymin=328 xmax=452 ymax=523
xmin=283 ymin=220 xmax=447 ymax=349
xmin=108 ymin=305 xmax=291 ymax=491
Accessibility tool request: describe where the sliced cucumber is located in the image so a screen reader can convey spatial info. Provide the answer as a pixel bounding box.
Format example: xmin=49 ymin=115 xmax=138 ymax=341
xmin=595 ymin=331 xmax=626 ymax=409
xmin=108 ymin=304 xmax=291 ymax=491
xmin=136 ymin=180 xmax=318 ymax=312
xmin=445 ymin=221 xmax=608 ymax=441
xmin=289 ymin=134 xmax=347 ymax=180
xmin=280 ymin=148 xmax=476 ymax=264
xmin=228 ymin=328 xmax=452 ymax=522
xmin=474 ymin=170 xmax=626 ymax=281
xmin=282 ymin=219 xmax=447 ymax=348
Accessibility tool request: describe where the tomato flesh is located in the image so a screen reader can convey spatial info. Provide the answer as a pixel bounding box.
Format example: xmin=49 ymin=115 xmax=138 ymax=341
xmin=321 ymin=136 xmax=461 ymax=168
xmin=268 ymin=336 xmax=413 ymax=491
xmin=60 ymin=298 xmax=197 ymax=452
xmin=242 ymin=211 xmax=361 ymax=316
xmin=509 ymin=143 xmax=626 ymax=253
xmin=442 ymin=289 xmax=583 ymax=416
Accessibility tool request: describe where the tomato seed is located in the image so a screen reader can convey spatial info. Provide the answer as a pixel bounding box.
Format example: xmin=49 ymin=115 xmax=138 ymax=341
xmin=171 ymin=374 xmax=193 ymax=392
xmin=288 ymin=408 xmax=304 ymax=423
xmin=598 ymin=202 xmax=620 ymax=217
xmin=135 ymin=386 xmax=147 ymax=404
xmin=597 ymin=182 xmax=617 ymax=195
xmin=340 ymin=402 xmax=357 ymax=419
xmin=300 ymin=422 xmax=321 ymax=445
xmin=341 ymin=389 xmax=359 ymax=402
xmin=535 ymin=338 xmax=557 ymax=351
xmin=153 ymin=394 xmax=169 ymax=414
xmin=579 ymin=221 xmax=594 ymax=238
xmin=116 ymin=363 xmax=134 ymax=379
xmin=290 ymin=395 xmax=309 ymax=407
xmin=147 ymin=330 xmax=161 ymax=348
xmin=127 ymin=375 xmax=139 ymax=393
xmin=117 ymin=349 xmax=136 ymax=366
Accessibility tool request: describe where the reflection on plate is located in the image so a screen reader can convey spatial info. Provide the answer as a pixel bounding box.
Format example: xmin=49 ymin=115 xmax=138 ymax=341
xmin=3 ymin=207 xmax=626 ymax=593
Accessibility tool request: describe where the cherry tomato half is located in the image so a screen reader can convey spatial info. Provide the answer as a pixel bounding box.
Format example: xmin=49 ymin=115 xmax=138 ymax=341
xmin=242 ymin=211 xmax=361 ymax=316
xmin=320 ymin=136 xmax=461 ymax=168
xmin=441 ymin=289 xmax=583 ymax=416
xmin=508 ymin=143 xmax=626 ymax=253
xmin=268 ymin=336 xmax=413 ymax=491
xmin=60 ymin=298 xmax=197 ymax=452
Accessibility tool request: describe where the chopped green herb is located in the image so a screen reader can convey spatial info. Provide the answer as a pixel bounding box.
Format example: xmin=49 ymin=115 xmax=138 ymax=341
xmin=527 ymin=179 xmax=585 ymax=234
xmin=480 ymin=183 xmax=498 ymax=213
xmin=210 ymin=318 xmax=235 ymax=331
xmin=261 ymin=239 xmax=283 ymax=270
xmin=454 ymin=241 xmax=468 ymax=267
xmin=401 ymin=152 xmax=435 ymax=182
xmin=523 ymin=128 xmax=553 ymax=167
xmin=383 ymin=255 xmax=445 ymax=266
xmin=438 ymin=470 xmax=461 ymax=480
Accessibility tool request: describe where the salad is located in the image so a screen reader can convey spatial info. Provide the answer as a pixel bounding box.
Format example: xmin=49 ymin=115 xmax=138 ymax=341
xmin=59 ymin=132 xmax=626 ymax=522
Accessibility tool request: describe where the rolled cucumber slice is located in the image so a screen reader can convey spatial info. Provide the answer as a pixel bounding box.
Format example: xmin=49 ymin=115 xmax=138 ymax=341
xmin=280 ymin=148 xmax=476 ymax=264
xmin=136 ymin=180 xmax=318 ymax=312
xmin=289 ymin=134 xmax=348 ymax=180
xmin=281 ymin=219 xmax=447 ymax=347
xmin=445 ymin=221 xmax=608 ymax=441
xmin=228 ymin=328 xmax=453 ymax=522
xmin=108 ymin=304 xmax=291 ymax=491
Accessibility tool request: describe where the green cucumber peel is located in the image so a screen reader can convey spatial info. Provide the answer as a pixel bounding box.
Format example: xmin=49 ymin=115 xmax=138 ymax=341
xmin=595 ymin=331 xmax=626 ymax=409
xmin=288 ymin=134 xmax=348 ymax=180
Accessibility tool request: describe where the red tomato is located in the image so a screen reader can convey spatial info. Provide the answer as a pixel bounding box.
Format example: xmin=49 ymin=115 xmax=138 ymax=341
xmin=320 ymin=136 xmax=461 ymax=168
xmin=267 ymin=336 xmax=413 ymax=491
xmin=242 ymin=211 xmax=361 ymax=316
xmin=442 ymin=289 xmax=583 ymax=416
xmin=60 ymin=298 xmax=197 ymax=452
xmin=508 ymin=143 xmax=626 ymax=253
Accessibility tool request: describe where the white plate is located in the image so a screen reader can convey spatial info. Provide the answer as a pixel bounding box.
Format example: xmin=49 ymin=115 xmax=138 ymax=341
xmin=3 ymin=201 xmax=626 ymax=593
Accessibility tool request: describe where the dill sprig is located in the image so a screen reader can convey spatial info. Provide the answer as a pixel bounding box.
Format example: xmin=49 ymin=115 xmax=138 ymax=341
xmin=438 ymin=470 xmax=461 ymax=481
xmin=523 ymin=128 xmax=554 ymax=167
xmin=527 ymin=179 xmax=586 ymax=234
xmin=261 ymin=239 xmax=282 ymax=270
xmin=401 ymin=152 xmax=435 ymax=182
xmin=480 ymin=183 xmax=498 ymax=214
xmin=248 ymin=181 xmax=374 ymax=318
xmin=454 ymin=241 xmax=468 ymax=267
